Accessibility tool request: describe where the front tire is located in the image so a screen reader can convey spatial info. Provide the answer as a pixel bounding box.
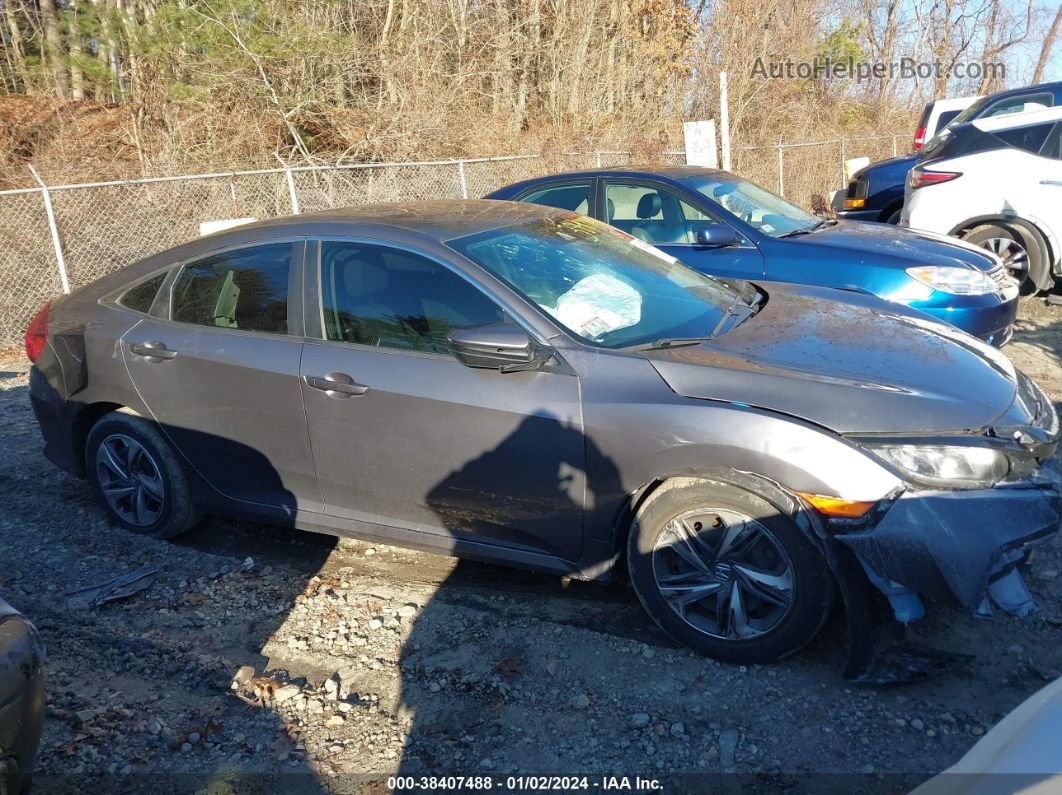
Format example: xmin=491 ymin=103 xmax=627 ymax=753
xmin=964 ymin=223 xmax=1044 ymax=294
xmin=627 ymin=480 xmax=834 ymax=664
xmin=85 ymin=413 xmax=200 ymax=539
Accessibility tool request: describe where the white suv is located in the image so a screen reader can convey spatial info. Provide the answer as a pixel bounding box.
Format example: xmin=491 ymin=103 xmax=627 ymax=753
xmin=901 ymin=106 xmax=1062 ymax=292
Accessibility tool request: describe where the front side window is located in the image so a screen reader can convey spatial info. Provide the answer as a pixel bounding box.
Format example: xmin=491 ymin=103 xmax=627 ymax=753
xmin=170 ymin=243 xmax=291 ymax=334
xmin=320 ymin=242 xmax=504 ymax=353
xmin=983 ymin=92 xmax=1054 ymax=118
xmin=448 ymin=213 xmax=749 ymax=349
xmin=603 ymin=182 xmax=719 ymax=245
xmin=521 ymin=182 xmax=592 ymax=215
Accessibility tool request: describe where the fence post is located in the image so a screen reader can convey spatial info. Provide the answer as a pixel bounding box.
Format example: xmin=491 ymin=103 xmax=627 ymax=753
xmin=719 ymin=71 xmax=732 ymax=171
xmin=777 ymin=141 xmax=785 ymax=197
xmin=275 ymin=153 xmax=300 ymax=214
xmin=457 ymin=160 xmax=469 ymax=199
xmin=839 ymin=139 xmax=846 ymax=188
xmin=28 ymin=165 xmax=71 ymax=295
xmin=892 ymin=135 xmax=898 ymax=157
xmin=595 ymin=151 xmax=603 ymax=168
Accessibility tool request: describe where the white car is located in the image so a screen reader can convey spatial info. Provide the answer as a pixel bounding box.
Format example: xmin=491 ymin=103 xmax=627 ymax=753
xmin=912 ymin=95 xmax=981 ymax=151
xmin=901 ymin=106 xmax=1062 ymax=292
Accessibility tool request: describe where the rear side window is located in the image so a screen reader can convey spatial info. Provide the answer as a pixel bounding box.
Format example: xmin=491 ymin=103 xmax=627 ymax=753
xmin=992 ymin=122 xmax=1056 ymax=155
xmin=118 ymin=272 xmax=165 ymax=314
xmin=520 ymin=183 xmax=592 ymax=215
xmin=171 ymin=243 xmax=291 ymax=334
xmin=1042 ymin=124 xmax=1062 ymax=160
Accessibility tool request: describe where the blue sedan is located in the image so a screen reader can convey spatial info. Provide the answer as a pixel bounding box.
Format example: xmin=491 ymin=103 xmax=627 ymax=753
xmin=487 ymin=167 xmax=1019 ymax=345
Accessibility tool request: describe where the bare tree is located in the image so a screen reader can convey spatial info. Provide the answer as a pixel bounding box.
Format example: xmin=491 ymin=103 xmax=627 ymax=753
xmin=1032 ymin=2 xmax=1062 ymax=84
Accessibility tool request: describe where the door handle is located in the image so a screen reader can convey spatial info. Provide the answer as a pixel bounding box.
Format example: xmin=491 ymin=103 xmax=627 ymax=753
xmin=304 ymin=372 xmax=369 ymax=398
xmin=1040 ymin=180 xmax=1062 ymax=186
xmin=129 ymin=341 xmax=178 ymax=361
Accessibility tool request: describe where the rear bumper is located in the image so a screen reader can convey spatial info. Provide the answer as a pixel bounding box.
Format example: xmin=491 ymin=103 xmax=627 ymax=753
xmin=837 ymin=469 xmax=1062 ymax=612
xmin=29 ymin=365 xmax=82 ymax=477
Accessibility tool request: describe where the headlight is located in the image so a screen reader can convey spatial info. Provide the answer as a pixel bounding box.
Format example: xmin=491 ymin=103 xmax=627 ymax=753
xmin=869 ymin=444 xmax=1011 ymax=488
xmin=906 ymin=266 xmax=996 ymax=296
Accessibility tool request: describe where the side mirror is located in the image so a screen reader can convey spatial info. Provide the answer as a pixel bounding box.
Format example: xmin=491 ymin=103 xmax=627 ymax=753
xmin=694 ymin=224 xmax=741 ymax=248
xmin=448 ymin=324 xmax=552 ymax=372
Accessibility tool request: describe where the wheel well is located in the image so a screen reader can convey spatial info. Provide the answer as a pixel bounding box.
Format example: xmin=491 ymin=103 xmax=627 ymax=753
xmin=879 ymin=200 xmax=903 ymax=223
xmin=955 ymin=217 xmax=1054 ymax=263
xmin=612 ymin=472 xmax=824 ymax=561
xmin=71 ymin=402 xmax=125 ymax=476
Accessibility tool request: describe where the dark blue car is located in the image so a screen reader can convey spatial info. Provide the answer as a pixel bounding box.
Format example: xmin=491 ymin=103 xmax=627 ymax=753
xmin=840 ymin=81 xmax=1062 ymax=226
xmin=487 ymin=167 xmax=1019 ymax=345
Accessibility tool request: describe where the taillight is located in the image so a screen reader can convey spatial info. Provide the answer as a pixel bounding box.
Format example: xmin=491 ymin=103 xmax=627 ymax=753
xmin=913 ymin=127 xmax=926 ymax=150
xmin=24 ymin=302 xmax=50 ymax=363
xmin=908 ymin=169 xmax=961 ymax=190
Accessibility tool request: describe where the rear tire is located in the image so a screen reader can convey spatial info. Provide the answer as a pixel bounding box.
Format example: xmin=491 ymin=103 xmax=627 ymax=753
xmin=627 ymin=480 xmax=834 ymax=664
xmin=964 ymin=223 xmax=1044 ymax=294
xmin=85 ymin=413 xmax=200 ymax=539
xmin=884 ymin=208 xmax=902 ymax=225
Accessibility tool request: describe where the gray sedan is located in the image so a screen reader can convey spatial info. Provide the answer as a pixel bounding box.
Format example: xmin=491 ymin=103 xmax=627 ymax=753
xmin=26 ymin=201 xmax=1062 ymax=671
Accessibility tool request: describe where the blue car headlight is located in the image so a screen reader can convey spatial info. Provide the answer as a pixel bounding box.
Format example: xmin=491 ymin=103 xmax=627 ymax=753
xmin=906 ymin=266 xmax=996 ymax=296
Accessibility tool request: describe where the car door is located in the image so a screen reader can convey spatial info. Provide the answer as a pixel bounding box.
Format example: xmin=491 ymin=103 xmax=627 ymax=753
xmin=121 ymin=240 xmax=323 ymax=514
xmin=1029 ymin=122 xmax=1062 ymax=245
xmin=299 ymin=239 xmax=586 ymax=562
xmin=599 ymin=179 xmax=765 ymax=280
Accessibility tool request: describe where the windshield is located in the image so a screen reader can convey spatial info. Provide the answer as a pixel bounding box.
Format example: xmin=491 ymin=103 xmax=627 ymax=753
xmin=448 ymin=214 xmax=750 ymax=349
xmin=947 ymin=96 xmax=990 ymax=128
xmin=687 ymin=176 xmax=820 ymax=238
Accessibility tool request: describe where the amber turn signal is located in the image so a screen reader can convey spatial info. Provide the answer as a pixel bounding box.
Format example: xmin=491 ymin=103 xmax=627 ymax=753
xmin=795 ymin=492 xmax=876 ymax=518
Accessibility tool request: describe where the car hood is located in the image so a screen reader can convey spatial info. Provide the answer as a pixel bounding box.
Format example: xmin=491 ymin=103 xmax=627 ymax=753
xmin=641 ymin=284 xmax=1019 ymax=434
xmin=854 ymin=154 xmax=918 ymax=179
xmin=781 ymin=221 xmax=998 ymax=271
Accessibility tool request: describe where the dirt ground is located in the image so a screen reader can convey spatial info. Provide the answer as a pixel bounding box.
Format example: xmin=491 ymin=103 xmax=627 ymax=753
xmin=2 ymin=296 xmax=1062 ymax=794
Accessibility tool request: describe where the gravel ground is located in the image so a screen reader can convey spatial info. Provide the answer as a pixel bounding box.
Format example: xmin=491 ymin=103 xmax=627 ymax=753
xmin=2 ymin=297 xmax=1062 ymax=793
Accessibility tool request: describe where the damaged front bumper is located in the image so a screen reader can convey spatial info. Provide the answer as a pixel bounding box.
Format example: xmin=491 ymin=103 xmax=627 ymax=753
xmin=836 ymin=467 xmax=1062 ymax=619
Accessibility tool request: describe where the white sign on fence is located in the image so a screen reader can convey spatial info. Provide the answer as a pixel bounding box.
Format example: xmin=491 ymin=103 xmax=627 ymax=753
xmin=683 ymin=120 xmax=718 ymax=168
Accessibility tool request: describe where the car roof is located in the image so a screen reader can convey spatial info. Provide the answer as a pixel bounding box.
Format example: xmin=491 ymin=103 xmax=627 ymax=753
xmin=982 ymin=80 xmax=1062 ymax=101
xmin=518 ymin=165 xmax=724 ymax=181
xmin=204 ymin=199 xmax=562 ymax=242
xmin=972 ymin=105 xmax=1062 ymax=132
xmin=928 ymin=96 xmax=980 ymax=112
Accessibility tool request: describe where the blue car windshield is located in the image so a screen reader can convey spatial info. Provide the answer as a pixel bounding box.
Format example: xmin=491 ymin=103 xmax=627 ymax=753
xmin=687 ymin=176 xmax=820 ymax=238
xmin=448 ymin=214 xmax=749 ymax=348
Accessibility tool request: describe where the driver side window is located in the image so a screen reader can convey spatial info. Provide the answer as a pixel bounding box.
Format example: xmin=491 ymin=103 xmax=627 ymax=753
xmin=319 ymin=242 xmax=505 ymax=354
xmin=604 ymin=182 xmax=722 ymax=245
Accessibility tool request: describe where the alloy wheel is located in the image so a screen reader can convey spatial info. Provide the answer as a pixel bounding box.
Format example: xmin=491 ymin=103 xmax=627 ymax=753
xmin=651 ymin=507 xmax=795 ymax=640
xmin=95 ymin=434 xmax=165 ymax=527
xmin=980 ymin=236 xmax=1030 ymax=284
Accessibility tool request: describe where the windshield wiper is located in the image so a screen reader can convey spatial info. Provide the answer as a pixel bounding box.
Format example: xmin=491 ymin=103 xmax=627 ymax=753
xmin=644 ymin=336 xmax=716 ymax=349
xmin=778 ymin=219 xmax=835 ymax=238
xmin=778 ymin=225 xmax=817 ymax=238
xmin=642 ymin=292 xmax=764 ymax=350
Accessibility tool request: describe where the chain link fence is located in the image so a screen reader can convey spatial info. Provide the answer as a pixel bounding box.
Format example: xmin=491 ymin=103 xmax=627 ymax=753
xmin=0 ymin=137 xmax=895 ymax=348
